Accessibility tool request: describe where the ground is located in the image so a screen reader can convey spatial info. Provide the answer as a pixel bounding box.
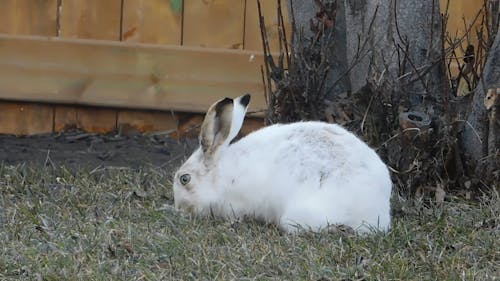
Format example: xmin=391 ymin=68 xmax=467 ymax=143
xmin=0 ymin=129 xmax=197 ymax=171
xmin=0 ymin=131 xmax=498 ymax=280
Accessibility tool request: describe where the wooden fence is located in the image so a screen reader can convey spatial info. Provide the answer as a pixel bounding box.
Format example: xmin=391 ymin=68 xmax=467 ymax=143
xmin=0 ymin=0 xmax=486 ymax=135
xmin=0 ymin=0 xmax=289 ymax=135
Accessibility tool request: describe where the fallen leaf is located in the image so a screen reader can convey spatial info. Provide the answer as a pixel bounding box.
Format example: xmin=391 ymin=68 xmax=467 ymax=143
xmin=435 ymin=185 xmax=446 ymax=203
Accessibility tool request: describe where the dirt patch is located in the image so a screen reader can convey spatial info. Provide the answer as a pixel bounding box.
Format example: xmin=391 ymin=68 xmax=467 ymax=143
xmin=0 ymin=129 xmax=198 ymax=172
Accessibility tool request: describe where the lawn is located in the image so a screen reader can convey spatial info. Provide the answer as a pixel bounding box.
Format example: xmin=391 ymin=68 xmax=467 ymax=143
xmin=0 ymin=165 xmax=498 ymax=280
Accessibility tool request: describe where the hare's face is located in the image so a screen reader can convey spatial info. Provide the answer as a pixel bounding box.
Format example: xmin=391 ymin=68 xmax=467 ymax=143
xmin=172 ymin=94 xmax=250 ymax=216
xmin=172 ymin=148 xmax=219 ymax=215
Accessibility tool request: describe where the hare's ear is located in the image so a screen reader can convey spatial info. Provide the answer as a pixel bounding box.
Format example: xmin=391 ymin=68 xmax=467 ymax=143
xmin=200 ymin=97 xmax=234 ymax=156
xmin=227 ymin=94 xmax=251 ymax=143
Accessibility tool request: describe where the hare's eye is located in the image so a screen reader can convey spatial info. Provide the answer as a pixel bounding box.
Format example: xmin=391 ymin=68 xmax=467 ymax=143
xmin=179 ymin=174 xmax=191 ymax=185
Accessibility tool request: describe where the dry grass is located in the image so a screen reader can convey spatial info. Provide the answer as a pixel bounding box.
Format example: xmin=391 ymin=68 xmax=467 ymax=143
xmin=0 ymin=165 xmax=498 ymax=280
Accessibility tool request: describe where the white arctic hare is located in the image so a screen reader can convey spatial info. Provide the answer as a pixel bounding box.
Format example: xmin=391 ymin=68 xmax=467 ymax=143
xmin=173 ymin=94 xmax=392 ymax=233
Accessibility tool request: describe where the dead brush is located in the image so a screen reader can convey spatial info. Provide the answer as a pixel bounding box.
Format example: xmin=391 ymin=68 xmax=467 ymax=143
xmin=259 ymin=0 xmax=498 ymax=196
xmin=259 ymin=0 xmax=340 ymax=124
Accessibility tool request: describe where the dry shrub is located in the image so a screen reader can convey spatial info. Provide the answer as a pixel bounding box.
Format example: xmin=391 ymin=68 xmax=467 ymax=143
xmin=259 ymin=0 xmax=498 ymax=196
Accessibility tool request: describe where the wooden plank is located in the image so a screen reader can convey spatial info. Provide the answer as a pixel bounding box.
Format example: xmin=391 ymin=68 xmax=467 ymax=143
xmin=0 ymin=0 xmax=58 ymax=36
xmin=244 ymin=0 xmax=291 ymax=51
xmin=54 ymin=105 xmax=78 ymax=131
xmin=117 ymin=110 xmax=178 ymax=133
xmin=60 ymin=0 xmax=122 ymax=40
xmin=76 ymin=107 xmax=117 ymax=133
xmin=0 ymin=101 xmax=53 ymax=135
xmin=0 ymin=34 xmax=267 ymax=114
xmin=122 ymin=0 xmax=182 ymax=44
xmin=183 ymin=0 xmax=245 ymax=49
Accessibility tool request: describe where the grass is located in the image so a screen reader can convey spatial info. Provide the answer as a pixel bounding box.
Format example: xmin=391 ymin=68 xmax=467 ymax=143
xmin=0 ymin=165 xmax=498 ymax=280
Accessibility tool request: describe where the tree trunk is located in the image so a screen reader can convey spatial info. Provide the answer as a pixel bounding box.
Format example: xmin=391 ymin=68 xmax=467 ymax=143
xmin=279 ymin=0 xmax=498 ymax=192
xmin=287 ymin=0 xmax=445 ymax=106
xmin=462 ymin=23 xmax=500 ymax=177
xmin=345 ymin=0 xmax=445 ymax=108
xmin=287 ymin=0 xmax=350 ymax=100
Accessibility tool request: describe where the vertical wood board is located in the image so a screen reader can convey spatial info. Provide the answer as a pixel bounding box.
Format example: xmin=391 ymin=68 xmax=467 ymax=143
xmin=0 ymin=102 xmax=54 ymax=135
xmin=440 ymin=0 xmax=485 ymax=77
xmin=54 ymin=105 xmax=78 ymax=131
xmin=441 ymin=0 xmax=485 ymax=39
xmin=122 ymin=0 xmax=183 ymax=45
xmin=76 ymin=107 xmax=117 ymax=133
xmin=60 ymin=0 xmax=122 ymax=40
xmin=183 ymin=0 xmax=245 ymax=48
xmin=117 ymin=110 xmax=178 ymax=132
xmin=0 ymin=0 xmax=58 ymax=36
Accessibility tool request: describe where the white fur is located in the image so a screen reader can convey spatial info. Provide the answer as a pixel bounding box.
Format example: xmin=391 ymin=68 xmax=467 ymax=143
xmin=226 ymin=95 xmax=248 ymax=145
xmin=173 ymin=96 xmax=392 ymax=234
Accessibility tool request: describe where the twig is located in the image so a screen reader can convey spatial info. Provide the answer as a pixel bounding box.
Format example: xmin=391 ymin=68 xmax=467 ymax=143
xmin=376 ymin=128 xmax=422 ymax=151
xmin=257 ymin=0 xmax=273 ymax=105
xmin=360 ymin=91 xmax=378 ymax=134
xmin=454 ymin=119 xmax=483 ymax=144
xmin=277 ymin=0 xmax=290 ymax=67
xmin=386 ymin=151 xmax=422 ymax=175
xmin=44 ymin=149 xmax=54 ymax=168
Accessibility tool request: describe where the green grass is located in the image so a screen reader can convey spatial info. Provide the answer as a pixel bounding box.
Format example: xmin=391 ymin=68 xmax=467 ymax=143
xmin=0 ymin=165 xmax=498 ymax=280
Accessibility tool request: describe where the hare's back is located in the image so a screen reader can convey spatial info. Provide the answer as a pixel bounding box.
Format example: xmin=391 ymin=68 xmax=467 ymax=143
xmin=235 ymin=121 xmax=386 ymax=177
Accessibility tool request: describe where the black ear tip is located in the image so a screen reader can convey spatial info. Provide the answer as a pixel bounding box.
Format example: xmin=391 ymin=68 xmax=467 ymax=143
xmin=221 ymin=97 xmax=233 ymax=105
xmin=214 ymin=97 xmax=233 ymax=113
xmin=240 ymin=94 xmax=251 ymax=107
